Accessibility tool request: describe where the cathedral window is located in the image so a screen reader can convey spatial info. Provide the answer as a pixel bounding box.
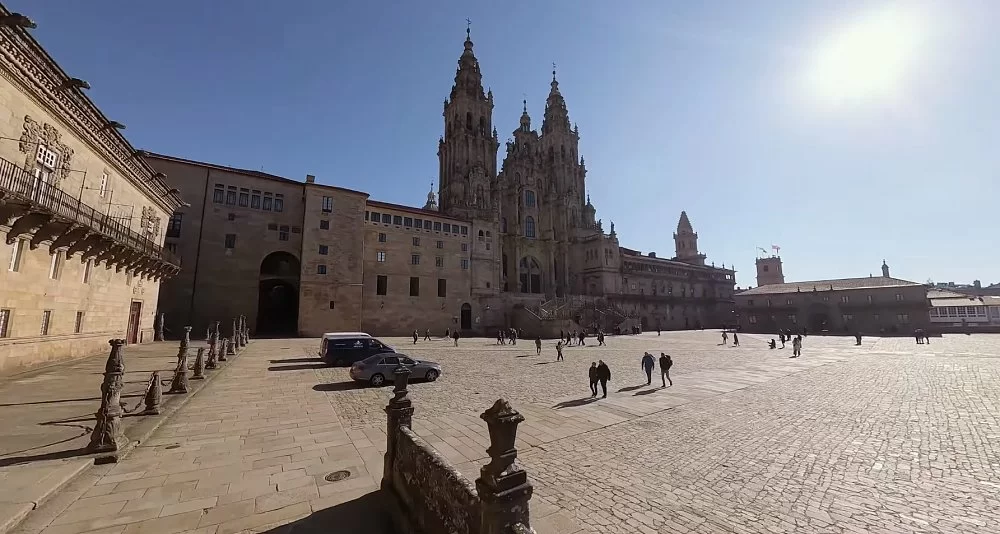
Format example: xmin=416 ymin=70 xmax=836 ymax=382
xmin=524 ymin=217 xmax=536 ymax=238
xmin=466 ymin=112 xmax=473 ymax=130
xmin=501 ymin=218 xmax=507 ymax=233
xmin=479 ymin=117 xmax=486 ymax=136
xmin=478 ymin=230 xmax=484 ymax=241
xmin=518 ymin=257 xmax=542 ymax=294
xmin=485 ymin=231 xmax=491 ymax=239
xmin=525 ymin=190 xmax=536 ymax=207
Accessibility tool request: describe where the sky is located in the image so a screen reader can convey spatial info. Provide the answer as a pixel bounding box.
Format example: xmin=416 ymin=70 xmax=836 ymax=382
xmin=10 ymin=0 xmax=998 ymax=287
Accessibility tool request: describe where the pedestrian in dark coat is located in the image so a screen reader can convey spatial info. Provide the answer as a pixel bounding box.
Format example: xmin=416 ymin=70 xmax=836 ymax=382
xmin=535 ymin=336 xmax=542 ymax=355
xmin=641 ymin=352 xmax=655 ymax=385
xmin=596 ymin=360 xmax=611 ymax=398
xmin=588 ymin=362 xmax=598 ymax=396
xmin=659 ymin=353 xmax=672 ymax=387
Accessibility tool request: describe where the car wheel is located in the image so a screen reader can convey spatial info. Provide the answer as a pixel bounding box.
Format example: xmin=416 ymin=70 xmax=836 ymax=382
xmin=425 ymin=369 xmax=439 ymax=382
xmin=370 ymin=373 xmax=385 ymax=387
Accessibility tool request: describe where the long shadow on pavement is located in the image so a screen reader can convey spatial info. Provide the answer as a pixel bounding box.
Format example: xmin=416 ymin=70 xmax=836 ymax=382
xmin=553 ymin=397 xmax=598 ymax=409
xmin=268 ymin=364 xmax=329 ymax=371
xmin=313 ymin=382 xmax=367 ymax=392
xmin=617 ymin=384 xmax=646 ymax=392
xmin=270 ymin=358 xmax=323 ymax=364
xmin=257 ymin=491 xmax=394 ymax=534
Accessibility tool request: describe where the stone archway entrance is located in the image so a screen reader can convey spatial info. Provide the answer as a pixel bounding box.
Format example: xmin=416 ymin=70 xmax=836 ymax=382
xmin=461 ymin=303 xmax=472 ymax=330
xmin=257 ymin=252 xmax=300 ymax=336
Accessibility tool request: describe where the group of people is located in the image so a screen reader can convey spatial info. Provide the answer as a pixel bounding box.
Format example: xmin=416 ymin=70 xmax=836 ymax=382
xmin=559 ymin=329 xmax=596 ymax=347
xmin=496 ymin=328 xmax=521 ymax=345
xmin=767 ymin=332 xmax=804 ymax=357
xmin=721 ymin=330 xmax=740 ymax=346
xmin=640 ymin=352 xmax=673 ymax=387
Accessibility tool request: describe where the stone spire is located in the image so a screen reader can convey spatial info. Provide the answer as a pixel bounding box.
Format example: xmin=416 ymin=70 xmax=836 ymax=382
xmin=674 ymin=211 xmax=705 ymax=266
xmin=677 ymin=210 xmax=693 ymax=232
xmin=542 ymin=65 xmax=571 ymax=134
xmin=519 ymin=99 xmax=531 ymax=130
xmin=450 ymin=26 xmax=485 ymax=101
xmin=423 ymin=182 xmax=438 ymax=211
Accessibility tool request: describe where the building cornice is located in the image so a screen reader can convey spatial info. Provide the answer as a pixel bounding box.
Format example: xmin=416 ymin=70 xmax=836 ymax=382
xmin=0 ymin=6 xmax=179 ymax=214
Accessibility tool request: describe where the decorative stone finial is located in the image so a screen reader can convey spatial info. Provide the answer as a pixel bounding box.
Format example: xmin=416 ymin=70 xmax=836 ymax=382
xmin=141 ymin=371 xmax=162 ymax=415
xmin=88 ymin=339 xmax=129 ymax=453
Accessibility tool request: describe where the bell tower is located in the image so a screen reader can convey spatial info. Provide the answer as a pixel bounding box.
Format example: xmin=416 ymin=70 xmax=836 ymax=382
xmin=673 ymin=211 xmax=706 ymax=266
xmin=437 ymin=27 xmax=499 ymax=220
xmin=756 ymin=256 xmax=785 ymax=286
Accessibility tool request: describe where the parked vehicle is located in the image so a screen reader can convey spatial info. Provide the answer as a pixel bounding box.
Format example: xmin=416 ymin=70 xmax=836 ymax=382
xmin=320 ymin=333 xmax=395 ymax=366
xmin=349 ymin=353 xmax=442 ymax=387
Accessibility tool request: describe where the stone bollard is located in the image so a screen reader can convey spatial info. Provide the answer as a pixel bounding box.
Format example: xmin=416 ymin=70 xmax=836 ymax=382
xmin=191 ymin=348 xmax=206 ymax=379
xmin=88 ymin=339 xmax=129 ymax=452
xmin=206 ymin=322 xmax=220 ymax=369
xmin=381 ymin=365 xmax=414 ymax=491
xmin=236 ymin=315 xmax=245 ymax=349
xmin=140 ymin=371 xmax=162 ymax=415
xmin=219 ymin=338 xmax=228 ymax=362
xmin=154 ymin=313 xmax=165 ymax=342
xmin=476 ymin=399 xmax=534 ymax=534
xmin=227 ymin=319 xmax=237 ymax=355
xmin=168 ymin=327 xmax=191 ymax=394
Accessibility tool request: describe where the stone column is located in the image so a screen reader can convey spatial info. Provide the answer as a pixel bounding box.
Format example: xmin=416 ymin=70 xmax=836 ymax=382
xmin=476 ymin=399 xmax=533 ymax=534
xmin=381 ymin=365 xmax=413 ymax=491
xmin=168 ymin=327 xmax=191 ymax=394
xmin=140 ymin=371 xmax=162 ymax=415
xmin=191 ymin=348 xmax=205 ymax=379
xmin=154 ymin=313 xmax=165 ymax=342
xmin=88 ymin=339 xmax=129 ymax=452
xmin=206 ymin=322 xmax=220 ymax=369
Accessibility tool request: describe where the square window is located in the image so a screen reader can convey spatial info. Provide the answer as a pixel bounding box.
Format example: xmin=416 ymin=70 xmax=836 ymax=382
xmin=40 ymin=310 xmax=51 ymax=335
xmin=411 ymin=254 xmax=420 ymax=265
xmin=239 ymin=189 xmax=249 ymax=207
xmin=461 ymin=259 xmax=469 ymax=270
xmin=278 ymin=226 xmax=289 ymax=241
xmin=382 ymin=214 xmax=392 ymax=224
xmin=0 ymin=308 xmax=10 ymax=338
xmin=322 ymin=196 xmax=333 ymax=212
xmin=461 ymin=243 xmax=468 ymax=252
xmin=393 ymin=215 xmax=403 ymax=226
xmin=36 ymin=144 xmax=58 ymax=168
xmin=376 ymin=275 xmax=387 ymax=295
xmin=461 ymin=226 xmax=468 ymax=235
xmin=443 ymin=223 xmax=451 ymax=233
xmin=423 ymin=220 xmax=432 ymax=230
xmin=319 ymin=220 xmax=329 ymax=229
xmin=226 ymin=186 xmax=237 ymax=205
xmin=370 ymin=211 xmax=379 ymax=222
xmin=329 ymin=300 xmax=335 ymax=309
xmin=409 ymin=277 xmax=420 ymax=297
xmin=317 ymin=264 xmax=327 ymax=274
xmin=378 ymin=233 xmax=387 ymax=243
xmin=404 ymin=217 xmax=413 ymax=227
xmin=227 ymin=213 xmax=235 ymax=221
xmin=749 ymin=315 xmax=758 ymax=324
xmin=413 ymin=237 xmax=420 ymax=246
xmin=895 ymin=294 xmax=904 ymax=301
xmin=291 ymin=226 xmax=301 ymax=234
xmin=74 ymin=311 xmax=84 ymax=334
xmin=785 ymin=299 xmax=792 ymax=305
xmin=435 ymin=256 xmax=443 ymax=267
xmin=49 ymin=251 xmax=64 ymax=280
xmin=225 ymin=234 xmax=236 ymax=249
xmin=319 ymin=245 xmax=328 ymax=255
xmin=841 ymin=295 xmax=849 ymax=303
xmin=274 ymin=194 xmax=284 ymax=212
xmin=251 ymin=190 xmax=261 ymax=209
xmin=436 ymin=240 xmax=443 ymax=249
xmin=263 ymin=194 xmax=273 ymax=211
xmin=166 ymin=212 xmax=182 ymax=238
xmin=376 ymin=250 xmax=386 ymax=262
xmin=267 ymin=223 xmax=278 ymax=231
xmin=213 ymin=185 xmax=224 ymax=203
xmin=433 ymin=221 xmax=442 ymax=231
xmin=438 ymin=278 xmax=446 ymax=297
xmin=414 ymin=218 xmax=422 ymax=229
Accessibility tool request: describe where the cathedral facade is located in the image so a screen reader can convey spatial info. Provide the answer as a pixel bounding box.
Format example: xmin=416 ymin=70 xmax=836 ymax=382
xmin=151 ymin=31 xmax=737 ymax=338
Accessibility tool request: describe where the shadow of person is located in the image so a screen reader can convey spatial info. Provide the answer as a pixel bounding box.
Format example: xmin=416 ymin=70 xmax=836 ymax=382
xmin=617 ymin=384 xmax=645 ymax=392
xmin=255 ymin=490 xmax=393 ymax=534
xmin=634 ymin=389 xmax=659 ymax=396
xmin=312 ymin=382 xmax=366 ymax=392
xmin=553 ymin=397 xmax=599 ymax=409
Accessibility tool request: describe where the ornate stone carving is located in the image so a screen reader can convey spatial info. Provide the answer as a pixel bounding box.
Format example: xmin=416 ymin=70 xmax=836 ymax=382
xmin=18 ymin=115 xmax=74 ymax=185
xmin=140 ymin=371 xmax=162 ymax=415
xmin=168 ymin=327 xmax=190 ymax=394
xmin=139 ymin=206 xmax=161 ymax=239
xmin=88 ymin=339 xmax=129 ymax=453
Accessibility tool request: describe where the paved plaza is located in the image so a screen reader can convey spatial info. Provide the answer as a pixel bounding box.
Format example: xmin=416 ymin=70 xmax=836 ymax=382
xmin=3 ymin=331 xmax=1000 ymax=534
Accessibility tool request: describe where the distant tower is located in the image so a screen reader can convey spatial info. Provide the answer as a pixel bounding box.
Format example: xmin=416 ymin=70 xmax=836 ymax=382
xmin=756 ymin=256 xmax=785 ymax=286
xmin=423 ymin=182 xmax=438 ymax=211
xmin=673 ymin=211 xmax=706 ymax=266
xmin=881 ymin=259 xmax=890 ymax=278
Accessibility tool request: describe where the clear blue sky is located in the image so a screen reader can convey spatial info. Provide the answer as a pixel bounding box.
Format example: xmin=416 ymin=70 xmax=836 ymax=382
xmin=11 ymin=1 xmax=997 ymax=287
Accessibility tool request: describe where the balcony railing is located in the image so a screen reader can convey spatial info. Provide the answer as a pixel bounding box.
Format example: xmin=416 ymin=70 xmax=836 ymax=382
xmin=0 ymin=156 xmax=179 ymax=267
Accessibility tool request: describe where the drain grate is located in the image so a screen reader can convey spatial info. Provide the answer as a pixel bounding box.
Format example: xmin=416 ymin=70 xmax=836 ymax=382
xmin=164 ymin=444 xmax=181 ymax=450
xmin=324 ymin=470 xmax=352 ymax=482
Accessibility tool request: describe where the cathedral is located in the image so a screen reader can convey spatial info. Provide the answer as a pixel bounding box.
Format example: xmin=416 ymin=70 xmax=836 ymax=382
xmin=150 ymin=29 xmax=737 ymax=338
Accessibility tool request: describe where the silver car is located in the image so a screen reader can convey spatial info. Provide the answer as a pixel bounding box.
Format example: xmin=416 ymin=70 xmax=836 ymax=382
xmin=349 ymin=353 xmax=442 ymax=387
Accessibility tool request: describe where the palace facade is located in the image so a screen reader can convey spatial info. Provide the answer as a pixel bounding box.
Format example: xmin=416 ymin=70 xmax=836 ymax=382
xmin=151 ymin=30 xmax=736 ymax=337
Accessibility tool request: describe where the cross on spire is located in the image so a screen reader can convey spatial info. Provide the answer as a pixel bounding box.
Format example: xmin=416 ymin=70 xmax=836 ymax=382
xmin=466 ymin=18 xmax=471 ymax=37
xmin=552 ymin=62 xmax=557 ymax=81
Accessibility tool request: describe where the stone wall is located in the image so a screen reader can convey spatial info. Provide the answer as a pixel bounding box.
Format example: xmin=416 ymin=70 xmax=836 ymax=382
xmin=392 ymin=427 xmax=480 ymax=534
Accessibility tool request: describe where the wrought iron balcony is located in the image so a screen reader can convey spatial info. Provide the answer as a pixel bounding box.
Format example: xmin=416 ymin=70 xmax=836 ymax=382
xmin=0 ymin=156 xmax=179 ymax=279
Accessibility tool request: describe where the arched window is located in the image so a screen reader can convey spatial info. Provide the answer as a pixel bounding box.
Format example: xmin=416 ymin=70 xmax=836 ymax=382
xmin=525 ymin=190 xmax=536 ymax=207
xmin=478 ymin=230 xmax=484 ymax=241
xmin=479 ymin=117 xmax=486 ymax=135
xmin=519 ymin=256 xmax=542 ymax=294
xmin=501 ymin=217 xmax=507 ymax=233
xmin=515 ymin=172 xmax=521 ymax=183
xmin=524 ymin=216 xmax=536 ymax=238
xmin=485 ymin=231 xmax=491 ymax=238
xmin=466 ymin=112 xmax=473 ymax=130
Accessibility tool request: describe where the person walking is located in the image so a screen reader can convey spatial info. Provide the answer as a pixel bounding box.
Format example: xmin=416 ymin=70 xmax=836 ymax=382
xmin=732 ymin=332 xmax=740 ymax=347
xmin=722 ymin=331 xmax=728 ymax=345
xmin=596 ymin=360 xmax=611 ymax=398
xmin=556 ymin=341 xmax=564 ymax=362
xmin=659 ymin=352 xmax=673 ymax=387
xmin=641 ymin=352 xmax=655 ymax=385
xmin=424 ymin=329 xmax=431 ymax=341
xmin=578 ymin=331 xmax=586 ymax=346
xmin=588 ymin=362 xmax=598 ymax=397
xmin=791 ymin=335 xmax=801 ymax=358
xmin=452 ymin=329 xmax=460 ymax=347
xmin=412 ymin=330 xmax=418 ymax=344
xmin=535 ymin=336 xmax=542 ymax=355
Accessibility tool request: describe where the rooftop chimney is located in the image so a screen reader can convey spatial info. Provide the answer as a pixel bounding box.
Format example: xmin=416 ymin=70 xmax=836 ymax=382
xmin=305 ymin=174 xmax=315 ymax=184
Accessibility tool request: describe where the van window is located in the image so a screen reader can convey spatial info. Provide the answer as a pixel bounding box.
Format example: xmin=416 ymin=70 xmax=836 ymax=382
xmin=368 ymin=339 xmax=387 ymax=350
xmin=380 ymin=356 xmax=400 ymax=366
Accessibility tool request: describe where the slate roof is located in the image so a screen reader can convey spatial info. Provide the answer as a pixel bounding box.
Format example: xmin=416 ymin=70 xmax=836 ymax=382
xmin=737 ymin=276 xmax=922 ymax=296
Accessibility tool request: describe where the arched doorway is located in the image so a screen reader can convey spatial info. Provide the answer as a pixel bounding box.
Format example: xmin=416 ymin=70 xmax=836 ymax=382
xmin=461 ymin=303 xmax=472 ymax=330
xmin=519 ymin=256 xmax=542 ymax=294
xmin=257 ymin=252 xmax=300 ymax=336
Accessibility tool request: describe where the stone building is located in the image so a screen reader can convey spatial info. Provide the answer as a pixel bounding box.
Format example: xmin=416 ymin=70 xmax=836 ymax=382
xmin=149 ymin=29 xmax=736 ymax=337
xmin=734 ymin=259 xmax=931 ymax=335
xmin=0 ymin=8 xmax=180 ymax=374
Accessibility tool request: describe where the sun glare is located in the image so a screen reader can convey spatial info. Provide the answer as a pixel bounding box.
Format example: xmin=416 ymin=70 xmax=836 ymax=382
xmin=805 ymin=5 xmax=931 ymax=107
